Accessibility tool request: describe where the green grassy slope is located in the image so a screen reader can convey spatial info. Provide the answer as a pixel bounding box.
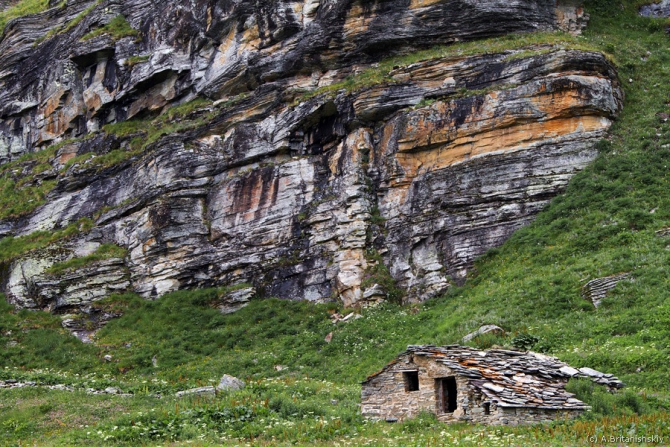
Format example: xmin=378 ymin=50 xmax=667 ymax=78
xmin=2 ymin=0 xmax=670 ymax=445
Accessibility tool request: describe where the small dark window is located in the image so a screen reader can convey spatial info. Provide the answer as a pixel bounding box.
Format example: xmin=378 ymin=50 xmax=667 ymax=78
xmin=483 ymin=402 xmax=491 ymax=415
xmin=403 ymin=371 xmax=419 ymax=392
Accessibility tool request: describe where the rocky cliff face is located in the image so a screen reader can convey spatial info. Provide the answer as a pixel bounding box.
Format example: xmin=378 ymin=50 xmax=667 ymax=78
xmin=0 ymin=0 xmax=621 ymax=313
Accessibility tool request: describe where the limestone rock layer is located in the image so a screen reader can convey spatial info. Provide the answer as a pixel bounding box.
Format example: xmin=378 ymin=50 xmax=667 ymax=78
xmin=0 ymin=0 xmax=620 ymax=310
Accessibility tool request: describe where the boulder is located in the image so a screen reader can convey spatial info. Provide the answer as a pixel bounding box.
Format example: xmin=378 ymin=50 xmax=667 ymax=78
xmin=216 ymin=375 xmax=245 ymax=392
xmin=175 ymin=386 xmax=216 ymax=398
xmin=218 ymin=287 xmax=255 ymax=315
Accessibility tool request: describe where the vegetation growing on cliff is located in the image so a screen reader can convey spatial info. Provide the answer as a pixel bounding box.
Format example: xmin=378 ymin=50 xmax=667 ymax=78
xmin=44 ymin=243 xmax=127 ymax=275
xmin=297 ymin=31 xmax=604 ymax=103
xmin=81 ymin=14 xmax=138 ymax=41
xmin=0 ymin=145 xmax=59 ymax=220
xmin=0 ymin=218 xmax=93 ymax=263
xmin=35 ymin=0 xmax=101 ymax=44
xmin=0 ymin=0 xmax=49 ymax=32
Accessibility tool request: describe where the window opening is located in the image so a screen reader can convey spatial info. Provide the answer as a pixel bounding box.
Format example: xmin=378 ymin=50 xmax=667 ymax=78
xmin=483 ymin=402 xmax=491 ymax=415
xmin=403 ymin=371 xmax=419 ymax=392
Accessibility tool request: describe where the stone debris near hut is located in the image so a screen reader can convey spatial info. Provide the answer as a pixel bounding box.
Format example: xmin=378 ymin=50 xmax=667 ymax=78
xmin=0 ymin=380 xmax=132 ymax=396
xmin=640 ymin=0 xmax=670 ymax=17
xmin=361 ymin=345 xmax=623 ymax=425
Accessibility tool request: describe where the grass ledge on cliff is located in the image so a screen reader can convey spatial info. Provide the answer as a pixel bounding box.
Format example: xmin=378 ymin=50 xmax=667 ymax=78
xmin=0 ymin=0 xmax=50 ymax=33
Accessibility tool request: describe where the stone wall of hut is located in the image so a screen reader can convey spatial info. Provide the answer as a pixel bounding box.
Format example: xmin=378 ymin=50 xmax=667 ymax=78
xmin=361 ymin=354 xmax=487 ymax=422
xmin=361 ymin=355 xmax=585 ymax=425
xmin=494 ymin=407 xmax=584 ymax=425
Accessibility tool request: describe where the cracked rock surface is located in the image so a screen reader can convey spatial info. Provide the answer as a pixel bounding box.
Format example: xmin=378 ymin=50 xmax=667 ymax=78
xmin=0 ymin=0 xmax=621 ymax=314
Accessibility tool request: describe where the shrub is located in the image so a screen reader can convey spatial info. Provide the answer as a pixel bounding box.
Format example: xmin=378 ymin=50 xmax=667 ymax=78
xmin=566 ymin=378 xmax=648 ymax=417
xmin=511 ymin=334 xmax=539 ymax=351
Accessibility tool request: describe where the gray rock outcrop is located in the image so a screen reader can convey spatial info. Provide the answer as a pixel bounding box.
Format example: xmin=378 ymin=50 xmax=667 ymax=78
xmin=581 ymin=273 xmax=631 ymax=308
xmin=216 ymin=374 xmax=245 ymax=392
xmin=175 ymin=386 xmax=216 ymax=398
xmin=218 ymin=287 xmax=255 ymax=314
xmin=640 ymin=1 xmax=670 ymax=17
xmin=462 ymin=325 xmax=505 ymax=343
xmin=0 ymin=0 xmax=622 ymax=311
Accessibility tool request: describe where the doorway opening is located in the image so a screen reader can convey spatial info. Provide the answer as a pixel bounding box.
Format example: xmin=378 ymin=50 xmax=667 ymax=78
xmin=436 ymin=377 xmax=457 ymax=413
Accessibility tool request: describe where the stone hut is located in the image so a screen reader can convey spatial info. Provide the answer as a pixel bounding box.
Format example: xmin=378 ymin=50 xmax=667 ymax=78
xmin=361 ymin=345 xmax=623 ymax=425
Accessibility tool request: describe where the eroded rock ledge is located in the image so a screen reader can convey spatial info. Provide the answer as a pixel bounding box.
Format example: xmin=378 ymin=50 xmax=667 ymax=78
xmin=0 ymin=0 xmax=620 ymax=312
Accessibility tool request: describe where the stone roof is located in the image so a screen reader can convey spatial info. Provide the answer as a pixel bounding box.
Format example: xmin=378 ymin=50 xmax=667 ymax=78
xmin=364 ymin=345 xmax=624 ymax=410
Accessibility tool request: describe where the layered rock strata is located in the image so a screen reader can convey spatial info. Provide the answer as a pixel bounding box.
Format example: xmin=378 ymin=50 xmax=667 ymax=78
xmin=1 ymin=0 xmax=588 ymax=160
xmin=0 ymin=0 xmax=621 ymax=311
xmin=581 ymin=273 xmax=631 ymax=308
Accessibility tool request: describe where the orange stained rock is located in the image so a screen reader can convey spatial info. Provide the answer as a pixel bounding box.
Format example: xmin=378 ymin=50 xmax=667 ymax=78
xmin=532 ymin=86 xmax=590 ymax=114
xmin=127 ymin=74 xmax=178 ymax=119
xmin=329 ymin=141 xmax=345 ymax=176
xmin=218 ymin=28 xmax=237 ymax=62
xmin=40 ymin=91 xmax=83 ymax=144
xmin=221 ymin=166 xmax=291 ymax=228
xmin=43 ymin=89 xmax=66 ymax=118
xmin=243 ymin=180 xmax=266 ymax=222
xmin=142 ymin=237 xmax=157 ymax=253
xmin=410 ymin=0 xmax=444 ymax=9
xmin=394 ymin=115 xmax=609 ymax=178
xmin=388 ymin=80 xmax=613 ymax=178
xmin=56 ymin=141 xmax=80 ymax=165
xmin=84 ymin=92 xmax=102 ymax=114
xmin=343 ymin=4 xmax=375 ymax=37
